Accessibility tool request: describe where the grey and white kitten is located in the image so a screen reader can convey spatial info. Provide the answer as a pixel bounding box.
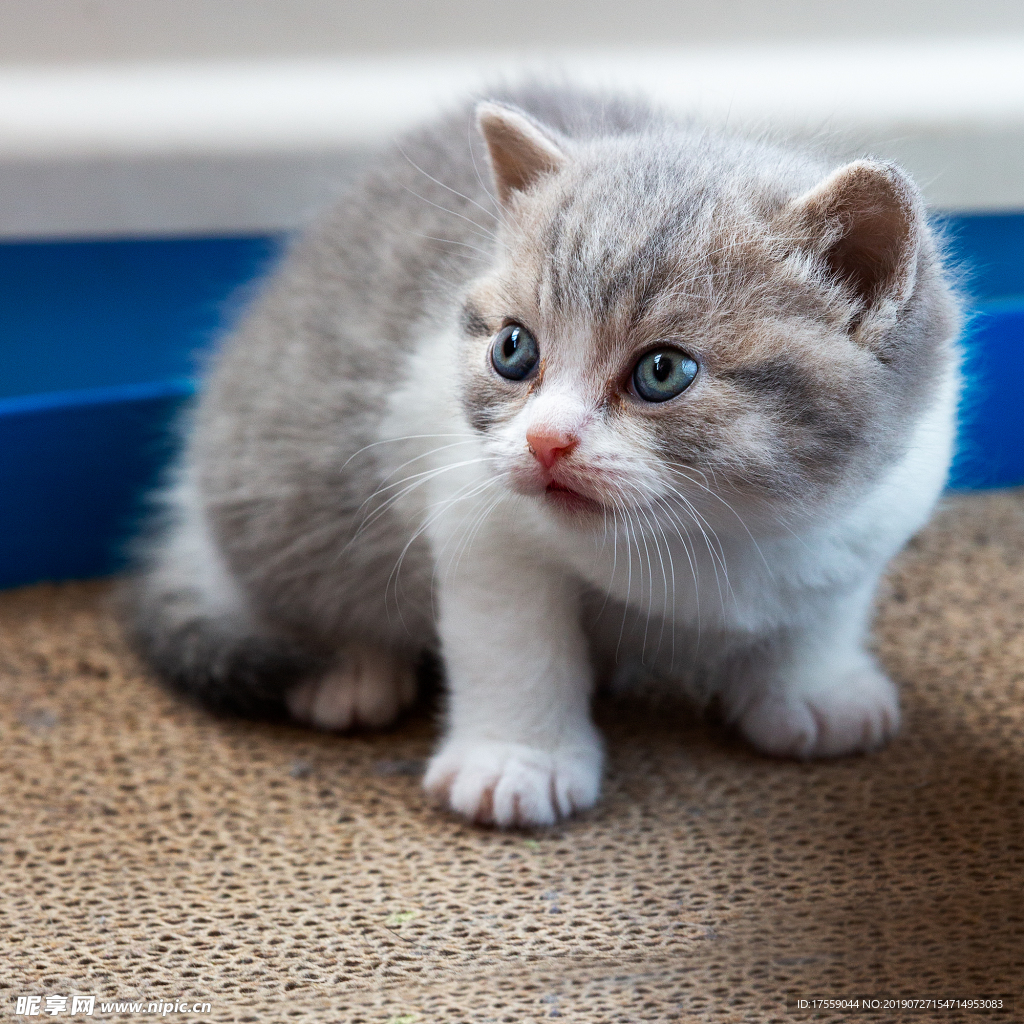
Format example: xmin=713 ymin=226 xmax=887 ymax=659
xmin=132 ymin=86 xmax=961 ymax=827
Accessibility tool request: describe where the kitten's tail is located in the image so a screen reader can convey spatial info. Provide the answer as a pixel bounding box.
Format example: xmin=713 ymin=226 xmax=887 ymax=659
xmin=125 ymin=473 xmax=321 ymax=720
xmin=126 ymin=582 xmax=320 ymax=720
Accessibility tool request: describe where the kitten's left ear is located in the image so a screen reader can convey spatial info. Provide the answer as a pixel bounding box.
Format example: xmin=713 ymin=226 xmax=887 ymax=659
xmin=788 ymin=160 xmax=922 ymax=314
xmin=476 ymin=101 xmax=567 ymax=206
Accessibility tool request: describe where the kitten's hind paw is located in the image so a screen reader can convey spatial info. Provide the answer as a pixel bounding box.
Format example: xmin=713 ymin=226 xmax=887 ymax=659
xmin=737 ymin=662 xmax=901 ymax=759
xmin=424 ymin=737 xmax=603 ymax=827
xmin=286 ymin=646 xmax=416 ymax=730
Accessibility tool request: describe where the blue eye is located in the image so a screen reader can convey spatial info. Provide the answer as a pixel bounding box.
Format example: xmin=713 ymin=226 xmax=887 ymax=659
xmin=632 ymin=347 xmax=698 ymax=402
xmin=491 ymin=324 xmax=539 ymax=381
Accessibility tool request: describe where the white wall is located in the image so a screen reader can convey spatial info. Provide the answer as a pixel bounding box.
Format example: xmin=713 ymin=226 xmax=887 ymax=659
xmin=0 ymin=0 xmax=1020 ymax=63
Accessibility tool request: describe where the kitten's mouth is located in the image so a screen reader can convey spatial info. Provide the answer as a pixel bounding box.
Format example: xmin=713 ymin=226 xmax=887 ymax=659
xmin=544 ymin=481 xmax=604 ymax=515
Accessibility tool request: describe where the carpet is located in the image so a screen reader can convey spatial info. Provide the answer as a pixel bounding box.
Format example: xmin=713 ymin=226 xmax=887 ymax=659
xmin=2 ymin=491 xmax=1022 ymax=1022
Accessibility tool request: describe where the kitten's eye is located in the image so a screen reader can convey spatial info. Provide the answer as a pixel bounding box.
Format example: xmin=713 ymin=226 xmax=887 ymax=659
xmin=491 ymin=324 xmax=539 ymax=381
xmin=632 ymin=347 xmax=698 ymax=402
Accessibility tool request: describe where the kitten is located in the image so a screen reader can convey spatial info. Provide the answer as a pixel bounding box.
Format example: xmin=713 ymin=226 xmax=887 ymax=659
xmin=131 ymin=86 xmax=961 ymax=827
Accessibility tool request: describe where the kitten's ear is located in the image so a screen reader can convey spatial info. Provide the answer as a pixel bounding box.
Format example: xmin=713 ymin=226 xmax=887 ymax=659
xmin=789 ymin=160 xmax=921 ymax=312
xmin=476 ymin=101 xmax=567 ymax=206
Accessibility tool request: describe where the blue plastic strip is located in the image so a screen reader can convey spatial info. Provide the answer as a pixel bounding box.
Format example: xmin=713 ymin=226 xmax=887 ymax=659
xmin=0 ymin=378 xmax=195 ymax=418
xmin=937 ymin=211 xmax=1024 ymax=300
xmin=0 ymin=234 xmax=282 ymax=400
xmin=0 ymin=390 xmax=190 ymax=588
xmin=949 ymin=299 xmax=1024 ymax=489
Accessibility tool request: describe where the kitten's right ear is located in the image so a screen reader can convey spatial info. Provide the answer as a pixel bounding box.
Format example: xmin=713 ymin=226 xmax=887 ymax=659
xmin=476 ymin=101 xmax=567 ymax=206
xmin=787 ymin=159 xmax=922 ymax=314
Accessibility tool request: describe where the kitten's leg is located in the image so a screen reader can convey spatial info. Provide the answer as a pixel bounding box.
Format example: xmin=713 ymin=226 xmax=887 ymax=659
xmin=721 ymin=583 xmax=899 ymax=759
xmin=423 ymin=544 xmax=602 ymax=828
xmin=286 ymin=646 xmax=417 ymax=730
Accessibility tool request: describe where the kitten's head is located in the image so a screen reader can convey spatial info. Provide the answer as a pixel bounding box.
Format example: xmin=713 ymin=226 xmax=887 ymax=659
xmin=458 ymin=100 xmax=958 ymax=533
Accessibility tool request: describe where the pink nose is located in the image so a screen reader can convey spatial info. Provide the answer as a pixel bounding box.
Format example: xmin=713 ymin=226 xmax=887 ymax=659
xmin=526 ymin=426 xmax=578 ymax=469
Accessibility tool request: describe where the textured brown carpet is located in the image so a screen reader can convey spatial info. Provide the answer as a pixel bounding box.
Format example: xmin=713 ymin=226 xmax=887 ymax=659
xmin=2 ymin=492 xmax=1022 ymax=1023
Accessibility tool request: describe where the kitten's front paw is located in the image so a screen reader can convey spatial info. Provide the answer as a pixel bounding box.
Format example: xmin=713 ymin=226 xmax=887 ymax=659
xmin=423 ymin=736 xmax=603 ymax=827
xmin=286 ymin=646 xmax=416 ymax=730
xmin=738 ymin=662 xmax=900 ymax=759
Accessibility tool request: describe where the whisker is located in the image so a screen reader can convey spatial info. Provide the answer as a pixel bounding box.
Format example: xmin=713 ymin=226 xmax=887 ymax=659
xmin=591 ymin=502 xmax=620 ymax=626
xmin=618 ymin=485 xmax=661 ymax=664
xmin=398 ymin=182 xmax=500 ymax=248
xmin=398 ymin=143 xmax=507 ymax=232
xmin=631 ymin=484 xmax=680 ymax=668
xmin=340 ymin=432 xmax=479 ymax=471
xmin=465 ymin=114 xmax=512 ymax=234
xmin=365 ymin=440 xmax=484 ymax=499
xmin=656 ymin=495 xmax=703 ymax=661
xmin=657 ymin=485 xmax=731 ymax=614
xmin=353 ymin=456 xmax=497 ymax=542
xmin=614 ymin=499 xmax=638 ymax=664
xmin=629 ymin=487 xmax=671 ymax=665
xmin=388 ymin=475 xmax=502 ymax=624
xmin=664 ymin=463 xmax=775 ymax=583
xmin=410 ymin=232 xmax=493 ymax=263
xmin=443 ymin=483 xmax=506 ymax=586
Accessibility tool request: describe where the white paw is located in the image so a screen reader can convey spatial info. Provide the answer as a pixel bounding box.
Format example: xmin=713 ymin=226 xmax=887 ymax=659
xmin=738 ymin=662 xmax=900 ymax=759
xmin=286 ymin=646 xmax=416 ymax=730
xmin=423 ymin=736 xmax=603 ymax=827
